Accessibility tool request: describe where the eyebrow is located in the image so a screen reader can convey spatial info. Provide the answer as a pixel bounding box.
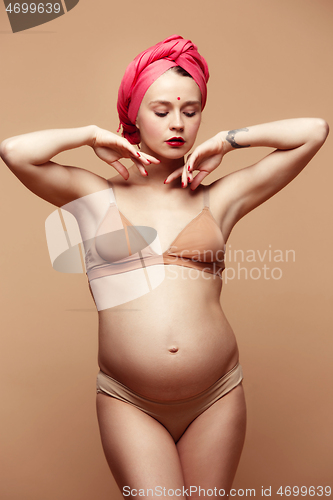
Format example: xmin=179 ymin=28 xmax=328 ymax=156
xmin=149 ymin=100 xmax=201 ymax=106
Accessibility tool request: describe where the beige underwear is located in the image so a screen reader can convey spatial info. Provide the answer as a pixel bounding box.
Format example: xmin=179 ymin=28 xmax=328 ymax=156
xmin=96 ymin=362 xmax=243 ymax=442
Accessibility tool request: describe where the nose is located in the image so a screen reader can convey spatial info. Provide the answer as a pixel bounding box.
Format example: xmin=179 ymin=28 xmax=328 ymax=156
xmin=169 ymin=111 xmax=184 ymax=132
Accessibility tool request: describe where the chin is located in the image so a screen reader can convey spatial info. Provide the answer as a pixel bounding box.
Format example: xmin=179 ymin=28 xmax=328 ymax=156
xmin=152 ymin=145 xmax=192 ymax=161
xmin=159 ymin=151 xmax=186 ymax=163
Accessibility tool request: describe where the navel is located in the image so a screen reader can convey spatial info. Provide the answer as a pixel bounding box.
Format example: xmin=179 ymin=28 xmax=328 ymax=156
xmin=168 ymin=346 xmax=179 ymax=353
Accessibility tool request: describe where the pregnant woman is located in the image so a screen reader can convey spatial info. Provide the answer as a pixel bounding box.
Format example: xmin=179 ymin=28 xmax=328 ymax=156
xmin=0 ymin=35 xmax=328 ymax=499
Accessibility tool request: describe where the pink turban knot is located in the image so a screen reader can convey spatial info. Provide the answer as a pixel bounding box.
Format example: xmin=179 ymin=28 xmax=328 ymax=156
xmin=117 ymin=35 xmax=209 ymax=144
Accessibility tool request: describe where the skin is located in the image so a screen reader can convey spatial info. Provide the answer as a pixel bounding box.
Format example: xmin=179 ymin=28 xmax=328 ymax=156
xmin=95 ymin=73 xmax=328 ymax=499
xmin=0 ymin=68 xmax=329 ymax=499
xmin=135 ymin=70 xmax=202 ymax=173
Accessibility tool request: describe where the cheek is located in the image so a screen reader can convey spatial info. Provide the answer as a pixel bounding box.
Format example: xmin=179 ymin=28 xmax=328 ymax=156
xmin=144 ymin=121 xmax=160 ymax=136
xmin=140 ymin=118 xmax=164 ymax=143
xmin=188 ymin=118 xmax=201 ymax=138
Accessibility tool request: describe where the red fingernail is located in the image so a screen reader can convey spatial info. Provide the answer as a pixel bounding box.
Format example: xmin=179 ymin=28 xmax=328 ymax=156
xmin=188 ymin=177 xmax=190 ymax=183
xmin=145 ymin=169 xmax=148 ymax=176
xmin=137 ymin=152 xmax=141 ymax=157
xmin=147 ymin=160 xmax=151 ymax=164
xmin=188 ymin=165 xmax=190 ymax=171
xmin=164 ymin=179 xmax=167 ymax=184
xmin=182 ymin=181 xmax=184 ymax=188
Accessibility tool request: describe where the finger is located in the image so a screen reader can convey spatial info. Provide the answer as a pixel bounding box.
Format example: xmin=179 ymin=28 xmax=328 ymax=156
xmin=110 ymin=161 xmax=130 ymax=181
xmin=187 ymin=150 xmax=200 ymax=172
xmin=184 ymin=154 xmax=192 ymax=174
xmin=140 ymin=152 xmax=160 ymax=164
xmin=120 ymin=141 xmax=150 ymax=166
xmin=184 ymin=172 xmax=193 ymax=188
xmin=190 ymin=170 xmax=210 ymax=191
xmin=136 ymin=152 xmax=154 ymax=166
xmin=134 ymin=151 xmax=152 ymax=166
xmin=189 ymin=144 xmax=211 ymax=171
xmin=181 ymin=164 xmax=189 ymax=188
xmin=185 ymin=152 xmax=192 ymax=170
xmin=132 ymin=158 xmax=148 ymax=177
xmin=122 ymin=140 xmax=142 ymax=160
xmin=182 ymin=165 xmax=194 ymax=188
xmin=164 ymin=166 xmax=183 ymax=184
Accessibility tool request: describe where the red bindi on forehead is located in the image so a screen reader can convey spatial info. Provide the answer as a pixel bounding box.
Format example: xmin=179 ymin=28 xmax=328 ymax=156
xmin=177 ymin=97 xmax=180 ymax=100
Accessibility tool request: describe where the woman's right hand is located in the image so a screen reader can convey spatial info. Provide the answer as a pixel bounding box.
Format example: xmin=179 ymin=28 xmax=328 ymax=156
xmin=92 ymin=127 xmax=160 ymax=180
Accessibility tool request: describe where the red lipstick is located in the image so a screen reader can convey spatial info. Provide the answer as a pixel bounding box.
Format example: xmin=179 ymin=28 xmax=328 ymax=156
xmin=166 ymin=137 xmax=185 ymax=147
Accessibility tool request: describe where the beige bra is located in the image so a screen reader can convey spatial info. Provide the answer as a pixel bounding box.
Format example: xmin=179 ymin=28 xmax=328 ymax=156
xmin=85 ymin=182 xmax=226 ymax=281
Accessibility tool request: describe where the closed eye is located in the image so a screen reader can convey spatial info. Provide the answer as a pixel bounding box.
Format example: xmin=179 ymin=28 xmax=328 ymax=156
xmin=154 ymin=111 xmax=197 ymax=118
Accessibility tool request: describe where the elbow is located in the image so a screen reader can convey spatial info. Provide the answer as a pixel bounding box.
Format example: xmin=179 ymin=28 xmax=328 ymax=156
xmin=312 ymin=118 xmax=329 ymax=143
xmin=0 ymin=138 xmax=22 ymax=169
xmin=0 ymin=138 xmax=12 ymax=165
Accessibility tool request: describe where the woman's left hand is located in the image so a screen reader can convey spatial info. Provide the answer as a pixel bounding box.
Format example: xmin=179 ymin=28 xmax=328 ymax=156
xmin=164 ymin=132 xmax=226 ymax=190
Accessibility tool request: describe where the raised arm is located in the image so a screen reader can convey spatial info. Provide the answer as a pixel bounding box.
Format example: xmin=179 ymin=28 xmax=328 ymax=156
xmin=0 ymin=126 xmax=158 ymax=207
xmin=212 ymin=118 xmax=329 ymax=224
xmin=165 ymin=118 xmax=329 ymax=238
xmin=170 ymin=118 xmax=328 ymax=238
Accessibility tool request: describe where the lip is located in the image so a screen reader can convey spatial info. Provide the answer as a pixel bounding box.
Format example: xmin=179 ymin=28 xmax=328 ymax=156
xmin=165 ymin=137 xmax=185 ymax=147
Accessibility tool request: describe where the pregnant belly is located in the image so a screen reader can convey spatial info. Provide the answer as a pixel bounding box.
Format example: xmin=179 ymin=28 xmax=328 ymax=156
xmin=97 ymin=304 xmax=238 ymax=400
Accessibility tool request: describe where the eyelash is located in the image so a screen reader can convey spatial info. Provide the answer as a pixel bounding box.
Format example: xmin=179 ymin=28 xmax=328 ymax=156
xmin=154 ymin=112 xmax=196 ymax=118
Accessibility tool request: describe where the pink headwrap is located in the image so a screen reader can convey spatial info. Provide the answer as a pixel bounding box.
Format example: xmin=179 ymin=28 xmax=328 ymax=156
xmin=117 ymin=35 xmax=209 ymax=144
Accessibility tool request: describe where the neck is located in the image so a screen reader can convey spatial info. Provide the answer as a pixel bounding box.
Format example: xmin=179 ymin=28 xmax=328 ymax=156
xmin=130 ymin=145 xmax=185 ymax=186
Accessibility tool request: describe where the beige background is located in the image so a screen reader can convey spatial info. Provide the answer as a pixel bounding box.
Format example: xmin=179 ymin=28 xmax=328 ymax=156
xmin=0 ymin=0 xmax=332 ymax=498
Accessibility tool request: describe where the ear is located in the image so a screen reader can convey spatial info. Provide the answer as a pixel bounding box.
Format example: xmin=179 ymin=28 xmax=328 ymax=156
xmin=135 ymin=111 xmax=140 ymax=130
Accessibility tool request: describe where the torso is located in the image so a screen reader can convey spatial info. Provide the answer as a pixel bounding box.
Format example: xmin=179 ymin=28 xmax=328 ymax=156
xmin=97 ymin=271 xmax=238 ymax=400
xmin=78 ymin=173 xmax=239 ymax=401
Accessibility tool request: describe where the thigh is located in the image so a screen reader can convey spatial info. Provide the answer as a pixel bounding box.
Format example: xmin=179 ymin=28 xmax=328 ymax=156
xmin=176 ymin=383 xmax=247 ymax=499
xmin=96 ymin=393 xmax=186 ymax=499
